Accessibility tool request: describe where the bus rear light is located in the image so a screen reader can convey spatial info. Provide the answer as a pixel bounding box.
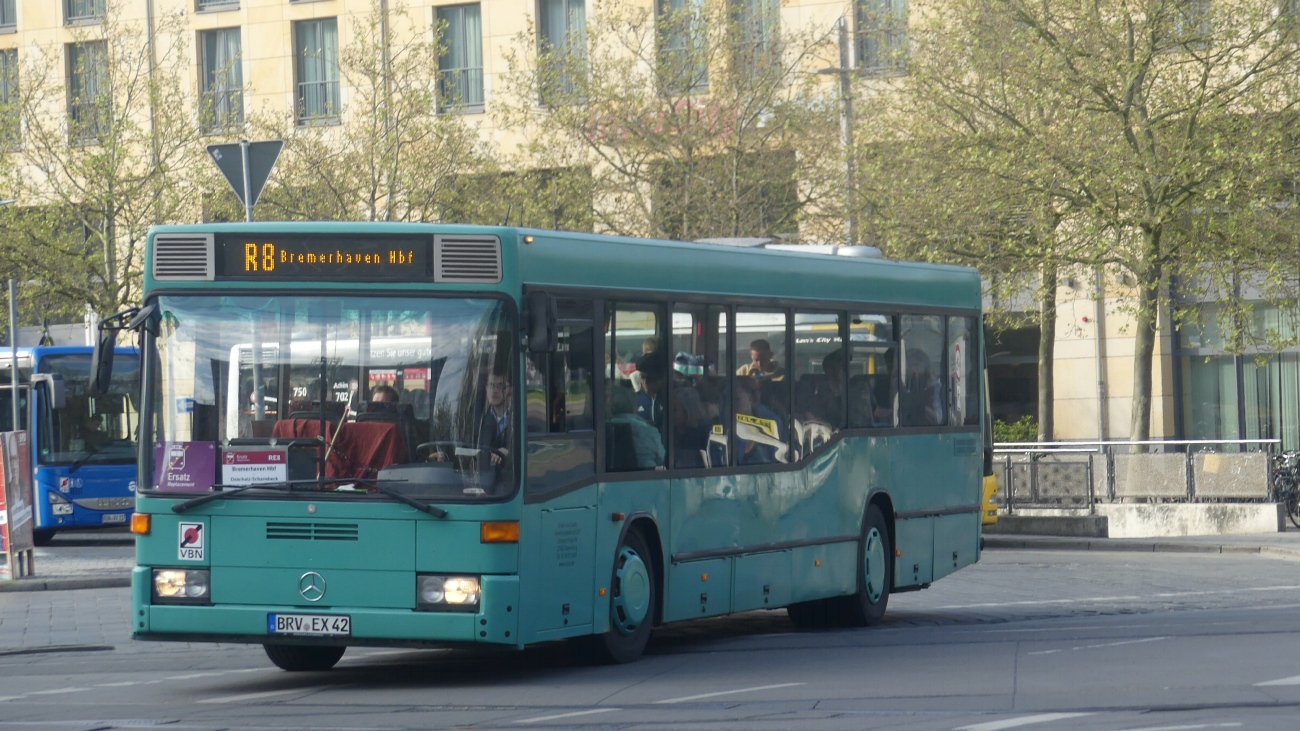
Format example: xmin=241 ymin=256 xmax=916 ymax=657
xmin=152 ymin=569 xmax=210 ymax=604
xmin=480 ymin=521 xmax=519 ymax=543
xmin=131 ymin=513 xmax=150 ymax=535
xmin=416 ymin=574 xmax=480 ymax=611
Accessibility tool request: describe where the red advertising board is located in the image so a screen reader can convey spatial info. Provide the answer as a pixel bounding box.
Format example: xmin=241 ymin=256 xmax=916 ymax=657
xmin=0 ymin=431 xmax=35 ymax=579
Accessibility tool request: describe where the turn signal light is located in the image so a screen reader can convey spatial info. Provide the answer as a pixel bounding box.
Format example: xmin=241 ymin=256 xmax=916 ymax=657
xmin=130 ymin=513 xmax=150 ymax=535
xmin=480 ymin=521 xmax=519 ymax=543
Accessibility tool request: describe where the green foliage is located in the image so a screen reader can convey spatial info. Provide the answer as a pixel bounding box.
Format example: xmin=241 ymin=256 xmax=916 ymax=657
xmin=994 ymin=416 xmax=1039 ymax=444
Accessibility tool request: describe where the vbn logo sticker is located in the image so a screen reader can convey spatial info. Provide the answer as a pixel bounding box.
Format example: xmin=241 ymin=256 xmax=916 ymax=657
xmin=178 ymin=522 xmax=205 ymax=561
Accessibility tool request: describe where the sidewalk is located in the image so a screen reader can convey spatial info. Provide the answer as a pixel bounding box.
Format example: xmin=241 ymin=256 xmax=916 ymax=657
xmin=0 ymin=528 xmax=134 ymax=592
xmin=984 ymin=526 xmax=1300 ymax=561
xmin=4 ymin=526 xmax=1300 ymax=593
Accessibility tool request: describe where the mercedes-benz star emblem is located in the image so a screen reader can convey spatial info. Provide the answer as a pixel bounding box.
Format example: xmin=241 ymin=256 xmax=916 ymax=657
xmin=298 ymin=571 xmax=326 ymax=602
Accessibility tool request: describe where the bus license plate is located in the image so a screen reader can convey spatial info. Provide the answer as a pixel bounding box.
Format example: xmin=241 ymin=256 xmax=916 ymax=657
xmin=268 ymin=614 xmax=351 ymax=637
xmin=102 ymin=513 xmax=126 ymax=524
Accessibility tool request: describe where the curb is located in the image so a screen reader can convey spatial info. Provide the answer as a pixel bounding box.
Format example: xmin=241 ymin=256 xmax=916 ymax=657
xmin=0 ymin=576 xmax=131 ymax=593
xmin=983 ymin=535 xmax=1300 ymax=561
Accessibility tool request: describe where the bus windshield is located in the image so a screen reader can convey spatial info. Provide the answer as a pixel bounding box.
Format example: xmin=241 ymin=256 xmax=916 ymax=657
xmin=148 ymin=294 xmax=515 ymax=500
xmin=37 ymin=353 xmax=141 ymax=466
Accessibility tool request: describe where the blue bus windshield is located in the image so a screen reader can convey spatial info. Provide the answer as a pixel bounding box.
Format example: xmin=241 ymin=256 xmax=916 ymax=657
xmin=37 ymin=352 xmax=141 ymax=466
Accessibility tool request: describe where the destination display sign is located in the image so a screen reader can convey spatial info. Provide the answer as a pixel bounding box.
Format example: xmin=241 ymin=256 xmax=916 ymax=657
xmin=216 ymin=234 xmax=432 ymax=282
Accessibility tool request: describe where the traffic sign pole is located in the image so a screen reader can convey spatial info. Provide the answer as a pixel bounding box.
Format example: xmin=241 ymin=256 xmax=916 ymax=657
xmin=240 ymin=140 xmax=253 ymax=222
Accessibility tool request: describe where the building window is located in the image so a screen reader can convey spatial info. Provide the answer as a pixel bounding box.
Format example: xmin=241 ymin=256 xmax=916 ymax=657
xmin=65 ymin=0 xmax=104 ymax=24
xmin=657 ymin=0 xmax=707 ymax=93
xmin=437 ymin=4 xmax=484 ymax=111
xmin=855 ymin=0 xmax=906 ymax=74
xmin=537 ymin=0 xmax=585 ymax=102
xmin=196 ymin=0 xmax=239 ymax=10
xmin=732 ymin=0 xmax=779 ymax=60
xmin=1171 ymin=0 xmax=1210 ymax=47
xmin=0 ymin=0 xmax=16 ymax=31
xmin=67 ymin=41 xmax=107 ymax=141
xmin=294 ymin=18 xmax=339 ymax=125
xmin=199 ymin=28 xmax=242 ymax=133
xmin=0 ymin=49 xmax=16 ymax=148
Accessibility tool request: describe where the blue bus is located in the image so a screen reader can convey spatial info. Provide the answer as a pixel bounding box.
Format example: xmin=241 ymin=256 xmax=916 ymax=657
xmin=1 ymin=345 xmax=140 ymax=544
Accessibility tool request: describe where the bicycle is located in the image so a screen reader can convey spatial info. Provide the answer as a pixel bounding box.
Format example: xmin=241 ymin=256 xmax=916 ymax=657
xmin=1270 ymin=451 xmax=1300 ymax=529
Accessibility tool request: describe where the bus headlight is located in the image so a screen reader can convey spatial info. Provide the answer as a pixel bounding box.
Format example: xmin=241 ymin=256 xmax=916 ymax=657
xmin=48 ymin=492 xmax=73 ymax=515
xmin=416 ymin=574 xmax=480 ymax=611
xmin=152 ymin=569 xmax=211 ymax=604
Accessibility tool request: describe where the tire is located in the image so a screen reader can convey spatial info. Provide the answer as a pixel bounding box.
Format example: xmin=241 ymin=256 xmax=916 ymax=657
xmin=1287 ymin=491 xmax=1300 ymax=530
xmin=263 ymin=643 xmax=346 ymax=672
xmin=786 ymin=598 xmax=837 ymax=629
xmin=32 ymin=530 xmax=57 ymax=547
xmin=590 ymin=529 xmax=656 ymax=664
xmin=844 ymin=503 xmax=892 ymax=627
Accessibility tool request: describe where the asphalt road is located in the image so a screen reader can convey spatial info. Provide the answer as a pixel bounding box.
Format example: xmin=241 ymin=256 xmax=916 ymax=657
xmin=2 ymin=547 xmax=1300 ymax=730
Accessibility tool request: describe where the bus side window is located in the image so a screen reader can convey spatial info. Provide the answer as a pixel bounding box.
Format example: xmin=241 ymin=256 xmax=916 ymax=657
xmin=849 ymin=313 xmax=896 ymax=429
xmin=899 ymin=315 xmax=946 ymax=427
xmin=949 ymin=316 xmax=980 ymax=426
xmin=606 ymin=303 xmax=666 ymax=472
xmin=525 ymin=297 xmax=597 ymax=495
xmin=792 ymin=310 xmax=845 ymax=454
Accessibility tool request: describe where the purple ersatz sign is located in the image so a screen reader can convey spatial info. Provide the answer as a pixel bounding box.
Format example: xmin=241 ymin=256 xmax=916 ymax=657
xmin=153 ymin=442 xmax=216 ymax=492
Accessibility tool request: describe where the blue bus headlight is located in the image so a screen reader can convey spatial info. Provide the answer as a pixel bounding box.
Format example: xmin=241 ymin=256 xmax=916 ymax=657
xmin=152 ymin=569 xmax=210 ymax=604
xmin=416 ymin=574 xmax=480 ymax=611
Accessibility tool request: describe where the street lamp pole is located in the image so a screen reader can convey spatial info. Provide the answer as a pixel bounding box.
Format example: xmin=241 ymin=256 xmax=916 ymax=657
xmin=819 ymin=18 xmax=858 ymax=247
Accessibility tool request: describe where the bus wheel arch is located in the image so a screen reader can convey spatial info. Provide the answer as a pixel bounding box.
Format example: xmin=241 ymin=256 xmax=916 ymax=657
xmin=591 ymin=518 xmax=660 ymax=664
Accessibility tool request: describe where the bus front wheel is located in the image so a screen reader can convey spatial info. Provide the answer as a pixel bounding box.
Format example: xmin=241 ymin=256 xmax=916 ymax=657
xmin=591 ymin=529 xmax=656 ymax=664
xmin=263 ymin=643 xmax=345 ymax=672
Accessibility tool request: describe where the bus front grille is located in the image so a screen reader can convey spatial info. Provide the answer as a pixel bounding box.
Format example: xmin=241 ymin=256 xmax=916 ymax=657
xmin=266 ymin=521 xmax=360 ymax=541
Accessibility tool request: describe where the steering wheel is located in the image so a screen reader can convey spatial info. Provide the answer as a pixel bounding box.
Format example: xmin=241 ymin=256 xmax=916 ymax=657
xmin=415 ymin=441 xmax=480 ymax=462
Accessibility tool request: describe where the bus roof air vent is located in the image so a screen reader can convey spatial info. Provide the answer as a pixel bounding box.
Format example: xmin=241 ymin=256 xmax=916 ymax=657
xmin=153 ymin=233 xmax=215 ymax=281
xmin=435 ymin=235 xmax=502 ymax=284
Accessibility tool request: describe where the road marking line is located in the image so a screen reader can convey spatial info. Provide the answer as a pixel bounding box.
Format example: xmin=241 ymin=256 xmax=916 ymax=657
xmin=168 ymin=672 xmax=227 ymax=680
xmin=1255 ymin=674 xmax=1300 ymax=686
xmin=96 ymin=682 xmax=141 ymax=687
xmin=1107 ymin=717 xmax=1237 ymax=723
xmin=654 ymin=682 xmax=805 ymax=704
xmin=198 ymin=689 xmax=301 ymax=704
xmin=516 ymin=708 xmax=620 ymax=724
xmin=955 ymin=713 xmax=1094 ymax=731
xmin=25 ymin=687 xmax=91 ymax=695
xmin=1028 ymin=636 xmax=1169 ymax=656
xmin=0 ymin=696 xmax=23 ymax=702
xmin=939 ymin=585 xmax=1300 ymax=610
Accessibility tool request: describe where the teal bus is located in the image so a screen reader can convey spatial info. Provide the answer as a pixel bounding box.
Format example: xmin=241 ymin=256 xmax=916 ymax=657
xmin=105 ymin=223 xmax=987 ymax=671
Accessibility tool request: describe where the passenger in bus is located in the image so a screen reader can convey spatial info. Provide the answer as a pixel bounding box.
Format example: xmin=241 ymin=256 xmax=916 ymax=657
xmin=607 ymin=385 xmax=665 ymax=470
xmin=901 ymin=348 xmax=943 ymax=426
xmin=635 ymin=350 xmax=667 ymax=429
xmin=83 ymin=413 xmax=111 ymax=450
xmin=371 ymin=384 xmax=400 ymax=403
xmin=477 ymin=369 xmax=512 ymax=472
xmin=797 ymin=350 xmax=847 ymax=427
xmin=735 ymin=377 xmax=787 ymax=465
xmin=736 ymin=339 xmax=785 ymax=381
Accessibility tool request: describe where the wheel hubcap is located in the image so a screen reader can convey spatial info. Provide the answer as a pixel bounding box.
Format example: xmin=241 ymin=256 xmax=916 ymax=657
xmin=612 ymin=546 xmax=650 ymax=634
xmin=862 ymin=527 xmax=885 ymax=603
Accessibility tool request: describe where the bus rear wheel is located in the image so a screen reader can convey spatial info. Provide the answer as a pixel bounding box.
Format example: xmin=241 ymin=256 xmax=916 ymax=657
xmin=263 ymin=643 xmax=346 ymax=672
xmin=844 ymin=504 xmax=891 ymax=626
xmin=590 ymin=529 xmax=656 ymax=664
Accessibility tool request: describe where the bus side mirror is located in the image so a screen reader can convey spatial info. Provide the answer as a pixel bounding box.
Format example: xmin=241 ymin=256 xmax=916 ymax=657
xmin=526 ymin=291 xmax=557 ymax=354
xmin=90 ymin=329 xmax=116 ymax=395
xmin=32 ymin=374 xmax=65 ymax=410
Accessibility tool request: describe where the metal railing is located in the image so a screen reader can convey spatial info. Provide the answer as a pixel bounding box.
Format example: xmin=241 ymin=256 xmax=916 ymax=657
xmin=993 ymin=439 xmax=1280 ymax=514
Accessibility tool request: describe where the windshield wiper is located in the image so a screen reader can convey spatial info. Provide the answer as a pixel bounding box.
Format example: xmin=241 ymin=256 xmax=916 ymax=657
xmin=171 ymin=481 xmax=299 ymax=513
xmin=170 ymin=478 xmax=448 ymax=518
xmin=68 ymin=447 xmax=100 ymax=475
xmin=353 ymin=478 xmax=448 ymax=519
